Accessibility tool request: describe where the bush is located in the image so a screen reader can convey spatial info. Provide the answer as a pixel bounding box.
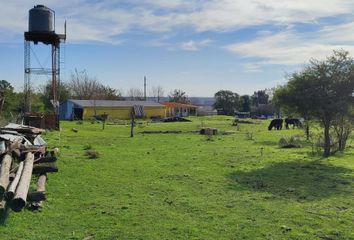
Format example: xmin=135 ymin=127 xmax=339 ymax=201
xmin=279 ymin=135 xmax=302 ymax=148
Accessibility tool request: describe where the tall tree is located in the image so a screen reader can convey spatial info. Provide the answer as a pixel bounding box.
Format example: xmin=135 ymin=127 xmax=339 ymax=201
xmin=127 ymin=88 xmax=144 ymax=101
xmin=240 ymin=95 xmax=251 ymax=112
xmin=168 ymin=89 xmax=190 ymax=104
xmin=69 ymin=69 xmax=101 ymax=100
xmin=213 ymin=90 xmax=240 ymax=116
xmin=0 ymin=80 xmax=14 ymax=114
xmin=40 ymin=80 xmax=71 ymax=112
xmin=97 ymin=86 xmax=124 ymax=100
xmin=151 ymin=86 xmax=164 ymax=102
xmin=69 ymin=69 xmax=123 ymax=100
xmin=251 ymin=90 xmax=269 ymax=107
xmin=274 ymin=50 xmax=354 ymax=156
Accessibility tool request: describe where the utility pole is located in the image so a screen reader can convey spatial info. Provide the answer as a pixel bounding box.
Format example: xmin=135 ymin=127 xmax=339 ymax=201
xmin=144 ymin=76 xmax=147 ymax=101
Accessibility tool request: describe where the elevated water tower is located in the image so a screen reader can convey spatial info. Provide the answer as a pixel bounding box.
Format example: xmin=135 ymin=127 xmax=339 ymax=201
xmin=24 ymin=5 xmax=66 ymax=128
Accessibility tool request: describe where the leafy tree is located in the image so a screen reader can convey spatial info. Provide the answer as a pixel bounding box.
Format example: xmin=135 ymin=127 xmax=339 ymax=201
xmin=274 ymin=50 xmax=354 ymax=157
xmin=99 ymin=86 xmax=124 ymax=100
xmin=273 ymin=83 xmax=313 ymax=140
xmin=168 ymin=89 xmax=190 ymax=104
xmin=40 ymin=80 xmax=71 ymax=112
xmin=0 ymin=80 xmax=15 ymax=114
xmin=252 ymin=103 xmax=276 ymax=117
xmin=240 ymin=95 xmax=251 ymax=112
xmin=213 ymin=90 xmax=240 ymax=116
xmin=251 ymin=90 xmax=269 ymax=107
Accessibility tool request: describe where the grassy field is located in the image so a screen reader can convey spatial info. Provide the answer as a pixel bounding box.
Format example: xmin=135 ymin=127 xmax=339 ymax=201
xmin=0 ymin=116 xmax=353 ymax=240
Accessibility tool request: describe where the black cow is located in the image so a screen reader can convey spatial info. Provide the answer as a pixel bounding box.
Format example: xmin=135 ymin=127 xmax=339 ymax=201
xmin=268 ymin=119 xmax=283 ymax=130
xmin=285 ymin=118 xmax=302 ymax=129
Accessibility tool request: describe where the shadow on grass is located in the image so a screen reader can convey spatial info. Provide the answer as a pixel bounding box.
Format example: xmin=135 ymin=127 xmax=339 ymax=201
xmin=227 ymin=160 xmax=352 ymax=201
xmin=254 ymin=140 xmax=278 ymax=146
xmin=0 ymin=204 xmax=10 ymax=225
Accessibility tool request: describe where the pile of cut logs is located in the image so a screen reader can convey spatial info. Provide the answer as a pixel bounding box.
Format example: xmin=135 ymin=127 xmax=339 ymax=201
xmin=0 ymin=123 xmax=58 ymax=214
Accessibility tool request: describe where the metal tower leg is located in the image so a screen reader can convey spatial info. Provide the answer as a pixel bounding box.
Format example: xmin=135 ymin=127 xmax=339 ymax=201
xmin=24 ymin=40 xmax=31 ymax=112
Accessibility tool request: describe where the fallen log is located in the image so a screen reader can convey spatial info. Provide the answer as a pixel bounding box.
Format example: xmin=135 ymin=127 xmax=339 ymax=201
xmin=5 ymin=161 xmax=24 ymax=200
xmin=29 ymin=174 xmax=47 ymax=210
xmin=32 ymin=162 xmax=58 ymax=174
xmin=11 ymin=152 xmax=34 ymax=212
xmin=37 ymin=174 xmax=47 ymax=192
xmin=0 ymin=154 xmax=13 ymax=197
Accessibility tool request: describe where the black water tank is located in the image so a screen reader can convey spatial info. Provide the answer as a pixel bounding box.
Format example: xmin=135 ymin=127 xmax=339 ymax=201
xmin=28 ymin=5 xmax=54 ymax=32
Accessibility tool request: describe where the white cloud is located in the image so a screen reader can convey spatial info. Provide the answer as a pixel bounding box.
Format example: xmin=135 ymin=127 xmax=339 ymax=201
xmin=180 ymin=39 xmax=212 ymax=51
xmin=2 ymin=0 xmax=354 ymax=44
xmin=242 ymin=63 xmax=262 ymax=73
xmin=226 ymin=28 xmax=354 ymax=65
xmin=320 ymin=21 xmax=354 ymax=44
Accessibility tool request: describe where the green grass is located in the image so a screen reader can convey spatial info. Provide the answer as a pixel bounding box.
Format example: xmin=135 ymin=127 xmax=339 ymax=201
xmin=0 ymin=116 xmax=353 ymax=240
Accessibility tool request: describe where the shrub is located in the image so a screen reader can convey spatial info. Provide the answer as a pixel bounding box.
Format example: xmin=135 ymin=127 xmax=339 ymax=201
xmin=279 ymin=135 xmax=302 ymax=148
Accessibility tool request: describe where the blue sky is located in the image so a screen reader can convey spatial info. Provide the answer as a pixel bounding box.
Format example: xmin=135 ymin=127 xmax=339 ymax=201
xmin=1 ymin=1 xmax=354 ymax=97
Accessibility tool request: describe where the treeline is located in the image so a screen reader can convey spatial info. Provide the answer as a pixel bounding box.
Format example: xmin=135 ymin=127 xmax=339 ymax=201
xmin=214 ymin=50 xmax=354 ymax=157
xmin=273 ymin=50 xmax=354 ymax=157
xmin=213 ymin=89 xmax=277 ymax=117
xmin=0 ymin=68 xmax=194 ymax=118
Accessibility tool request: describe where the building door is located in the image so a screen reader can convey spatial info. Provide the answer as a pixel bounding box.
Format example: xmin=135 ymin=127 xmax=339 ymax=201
xmin=73 ymin=108 xmax=83 ymax=120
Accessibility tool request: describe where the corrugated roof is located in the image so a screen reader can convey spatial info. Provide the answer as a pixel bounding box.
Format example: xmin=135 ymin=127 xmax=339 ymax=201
xmin=162 ymin=102 xmax=197 ymax=108
xmin=67 ymin=99 xmax=164 ymax=108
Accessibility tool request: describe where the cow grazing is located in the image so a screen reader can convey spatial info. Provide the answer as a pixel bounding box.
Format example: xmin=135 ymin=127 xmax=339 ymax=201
xmin=285 ymin=118 xmax=302 ymax=129
xmin=268 ymin=119 xmax=283 ymax=130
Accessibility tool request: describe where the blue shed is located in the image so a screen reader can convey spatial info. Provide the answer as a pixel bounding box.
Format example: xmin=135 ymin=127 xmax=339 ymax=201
xmin=59 ymin=100 xmax=84 ymax=120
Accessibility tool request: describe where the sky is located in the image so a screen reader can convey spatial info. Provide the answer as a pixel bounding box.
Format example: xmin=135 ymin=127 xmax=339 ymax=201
xmin=1 ymin=0 xmax=354 ymax=97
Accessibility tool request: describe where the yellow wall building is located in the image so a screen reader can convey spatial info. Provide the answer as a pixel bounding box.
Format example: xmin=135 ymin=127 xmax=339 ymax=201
xmin=60 ymin=99 xmax=166 ymax=120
